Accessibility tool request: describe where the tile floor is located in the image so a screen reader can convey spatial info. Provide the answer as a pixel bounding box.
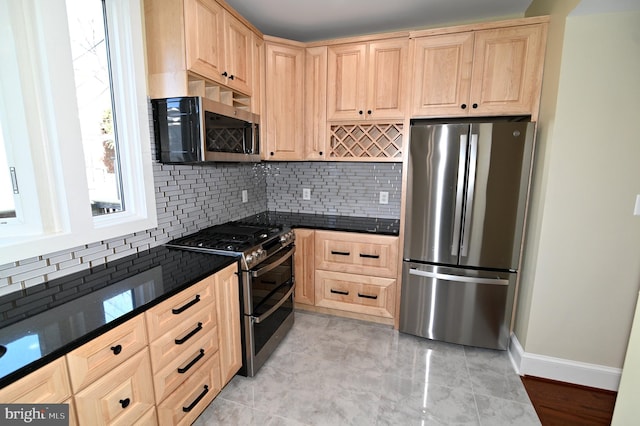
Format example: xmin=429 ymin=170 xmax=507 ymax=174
xmin=194 ymin=311 xmax=540 ymax=425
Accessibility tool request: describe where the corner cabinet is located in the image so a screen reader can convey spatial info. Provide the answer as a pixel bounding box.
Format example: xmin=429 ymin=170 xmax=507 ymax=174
xmin=294 ymin=229 xmax=399 ymax=324
xmin=410 ymin=19 xmax=548 ymax=119
xmin=263 ymin=38 xmax=305 ymax=160
xmin=145 ymin=0 xmax=258 ymax=107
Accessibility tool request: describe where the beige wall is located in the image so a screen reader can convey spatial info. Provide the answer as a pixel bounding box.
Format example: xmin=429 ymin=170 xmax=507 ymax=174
xmin=516 ymin=7 xmax=640 ymax=367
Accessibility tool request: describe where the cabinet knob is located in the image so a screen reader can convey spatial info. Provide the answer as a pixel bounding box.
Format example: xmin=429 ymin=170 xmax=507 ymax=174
xmin=461 ymin=104 xmax=467 ymax=109
xmin=229 ymin=75 xmax=235 ymax=80
xmin=110 ymin=344 xmax=122 ymax=355
xmin=119 ymin=398 xmax=130 ymax=409
xmin=472 ymin=103 xmax=478 ymax=109
xmin=319 ymin=151 xmax=323 ymax=156
xmin=222 ymin=71 xmax=228 ymax=77
xmin=367 ymin=110 xmax=372 ymax=115
xmin=270 ymin=152 xmax=274 ymax=156
xmin=358 ymin=110 xmax=363 ymax=115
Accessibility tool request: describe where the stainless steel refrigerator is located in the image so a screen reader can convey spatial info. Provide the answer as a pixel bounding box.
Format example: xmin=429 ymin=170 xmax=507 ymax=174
xmin=399 ymin=119 xmax=535 ymax=350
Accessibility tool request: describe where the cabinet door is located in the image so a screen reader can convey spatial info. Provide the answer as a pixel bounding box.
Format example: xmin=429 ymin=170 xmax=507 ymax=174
xmin=327 ymin=43 xmax=367 ymax=120
xmin=304 ymin=47 xmax=327 ymax=160
xmin=410 ymin=32 xmax=474 ymax=117
xmin=293 ymin=229 xmax=315 ymax=305
xmin=213 ymin=263 xmax=242 ymax=386
xmin=74 ymin=349 xmax=155 ymax=426
xmin=264 ymin=42 xmax=305 ymax=160
xmin=367 ymin=38 xmax=408 ymax=120
xmin=184 ymin=0 xmax=225 ymax=84
xmin=469 ymin=24 xmax=546 ymax=116
xmin=0 ymin=357 xmax=71 ymax=403
xmin=223 ymin=11 xmax=253 ymax=95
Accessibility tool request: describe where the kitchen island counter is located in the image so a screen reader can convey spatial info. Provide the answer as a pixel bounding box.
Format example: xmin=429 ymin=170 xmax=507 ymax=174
xmin=0 ymin=246 xmax=237 ymax=389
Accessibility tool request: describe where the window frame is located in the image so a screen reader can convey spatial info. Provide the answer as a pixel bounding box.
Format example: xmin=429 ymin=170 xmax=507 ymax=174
xmin=0 ymin=0 xmax=156 ymax=264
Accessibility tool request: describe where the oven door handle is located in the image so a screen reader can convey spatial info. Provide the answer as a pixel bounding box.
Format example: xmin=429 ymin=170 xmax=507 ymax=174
xmin=251 ymin=246 xmax=295 ymax=278
xmin=252 ymin=283 xmax=295 ymax=324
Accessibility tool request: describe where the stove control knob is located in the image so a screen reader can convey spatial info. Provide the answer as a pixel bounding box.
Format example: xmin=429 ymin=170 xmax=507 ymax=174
xmin=245 ymin=254 xmax=254 ymax=264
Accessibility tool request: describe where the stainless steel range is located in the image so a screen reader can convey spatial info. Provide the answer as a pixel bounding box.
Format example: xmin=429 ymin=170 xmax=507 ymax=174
xmin=167 ymin=220 xmax=296 ymax=377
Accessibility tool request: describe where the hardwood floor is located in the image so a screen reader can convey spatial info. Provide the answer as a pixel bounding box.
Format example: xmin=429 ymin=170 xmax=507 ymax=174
xmin=521 ymin=375 xmax=617 ymax=425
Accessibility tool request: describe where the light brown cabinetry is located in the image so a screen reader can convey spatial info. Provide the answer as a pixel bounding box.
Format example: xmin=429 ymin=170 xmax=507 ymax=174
xmin=293 ymin=229 xmax=399 ymax=322
xmin=293 ymin=229 xmax=316 ymax=306
xmin=327 ymin=38 xmax=408 ymax=121
xmin=212 ymin=263 xmax=242 ymax=386
xmin=304 ymin=47 xmax=328 ymax=160
xmin=74 ymin=349 xmax=155 ymax=426
xmin=410 ymin=20 xmax=547 ymax=119
xmin=145 ymin=0 xmax=257 ymax=106
xmin=0 ymin=356 xmax=72 ymax=403
xmin=67 ymin=315 xmax=148 ymax=393
xmin=264 ymin=39 xmax=305 ymax=160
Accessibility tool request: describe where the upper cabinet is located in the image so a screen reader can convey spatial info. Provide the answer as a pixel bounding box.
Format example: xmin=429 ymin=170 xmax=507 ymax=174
xmin=327 ymin=38 xmax=408 ymax=121
xmin=145 ymin=0 xmax=259 ymax=106
xmin=263 ymin=39 xmax=305 ymax=160
xmin=410 ymin=19 xmax=548 ymax=119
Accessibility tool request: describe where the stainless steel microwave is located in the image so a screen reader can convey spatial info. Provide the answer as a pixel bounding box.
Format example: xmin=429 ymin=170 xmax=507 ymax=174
xmin=151 ymin=96 xmax=260 ymax=163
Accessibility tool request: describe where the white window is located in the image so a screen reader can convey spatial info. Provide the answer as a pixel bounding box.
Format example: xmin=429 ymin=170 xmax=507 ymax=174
xmin=0 ymin=0 xmax=156 ymax=264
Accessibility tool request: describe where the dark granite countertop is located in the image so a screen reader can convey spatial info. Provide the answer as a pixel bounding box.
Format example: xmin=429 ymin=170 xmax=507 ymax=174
xmin=0 ymin=246 xmax=237 ymax=389
xmin=238 ymin=211 xmax=400 ymax=236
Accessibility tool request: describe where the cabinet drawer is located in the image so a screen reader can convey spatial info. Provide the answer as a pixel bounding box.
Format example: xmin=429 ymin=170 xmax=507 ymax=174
xmin=152 ymin=327 xmax=219 ymax=403
xmin=0 ymin=357 xmax=71 ymax=403
xmin=315 ymin=230 xmax=399 ymax=278
xmin=67 ymin=314 xmax=147 ymax=392
xmin=74 ymin=349 xmax=155 ymax=426
xmin=157 ymin=352 xmax=222 ymax=426
xmin=146 ymin=275 xmax=215 ymax=341
xmin=148 ymin=300 xmax=216 ymax=374
xmin=315 ymin=270 xmax=396 ymax=318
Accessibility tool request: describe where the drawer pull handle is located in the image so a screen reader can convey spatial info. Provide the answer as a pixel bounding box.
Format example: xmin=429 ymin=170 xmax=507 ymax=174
xmin=172 ymin=294 xmax=201 ymax=315
xmin=119 ymin=398 xmax=130 ymax=409
xmin=178 ymin=349 xmax=205 ymax=374
xmin=183 ymin=385 xmax=209 ymax=413
xmin=110 ymin=345 xmax=122 ymax=355
xmin=358 ymin=293 xmax=378 ymax=300
xmin=330 ymin=250 xmax=350 ymax=256
xmin=175 ymin=322 xmax=203 ymax=345
xmin=359 ymin=253 xmax=380 ymax=259
xmin=330 ymin=289 xmax=349 ymax=296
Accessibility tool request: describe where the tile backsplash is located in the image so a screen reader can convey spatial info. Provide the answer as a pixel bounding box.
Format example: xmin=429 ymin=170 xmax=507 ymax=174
xmin=1 ymin=125 xmax=403 ymax=296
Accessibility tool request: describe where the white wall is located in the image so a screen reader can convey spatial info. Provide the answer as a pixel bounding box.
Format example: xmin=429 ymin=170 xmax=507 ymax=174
xmin=515 ymin=7 xmax=640 ymax=378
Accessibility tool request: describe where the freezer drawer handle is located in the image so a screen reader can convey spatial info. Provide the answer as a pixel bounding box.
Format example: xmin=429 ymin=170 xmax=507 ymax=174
xmin=175 ymin=322 xmax=203 ymax=345
xmin=331 ymin=250 xmax=350 ymax=256
xmin=172 ymin=294 xmax=201 ymax=315
xmin=357 ymin=292 xmax=378 ymax=300
xmin=409 ymin=268 xmax=509 ymax=285
xmin=178 ymin=348 xmax=205 ymax=374
xmin=183 ymin=385 xmax=209 ymax=413
xmin=330 ymin=288 xmax=349 ymax=295
xmin=359 ymin=253 xmax=380 ymax=259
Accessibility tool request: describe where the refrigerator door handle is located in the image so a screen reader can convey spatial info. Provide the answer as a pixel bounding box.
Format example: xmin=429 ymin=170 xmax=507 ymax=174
xmin=461 ymin=133 xmax=478 ymax=257
xmin=409 ymin=268 xmax=509 ymax=286
xmin=451 ymin=134 xmax=468 ymax=256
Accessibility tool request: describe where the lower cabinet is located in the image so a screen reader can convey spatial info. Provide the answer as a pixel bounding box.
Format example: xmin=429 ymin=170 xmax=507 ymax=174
xmin=156 ymin=352 xmax=222 ymax=426
xmin=74 ymin=349 xmax=155 ymax=426
xmin=0 ymin=264 xmax=241 ymax=426
xmin=294 ymin=229 xmax=399 ymax=322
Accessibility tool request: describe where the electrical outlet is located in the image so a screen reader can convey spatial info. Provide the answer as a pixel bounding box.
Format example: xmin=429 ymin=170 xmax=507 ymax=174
xmin=242 ymin=190 xmax=248 ymax=203
xmin=379 ymin=191 xmax=389 ymax=204
xmin=303 ymin=188 xmax=311 ymax=200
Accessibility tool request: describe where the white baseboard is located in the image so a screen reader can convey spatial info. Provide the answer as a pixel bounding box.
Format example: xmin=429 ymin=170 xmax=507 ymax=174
xmin=509 ymin=334 xmax=622 ymax=391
